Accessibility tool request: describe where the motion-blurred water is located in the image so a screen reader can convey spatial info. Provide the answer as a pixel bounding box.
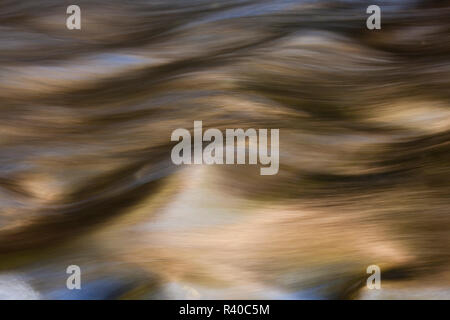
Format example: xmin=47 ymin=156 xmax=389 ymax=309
xmin=0 ymin=0 xmax=449 ymax=299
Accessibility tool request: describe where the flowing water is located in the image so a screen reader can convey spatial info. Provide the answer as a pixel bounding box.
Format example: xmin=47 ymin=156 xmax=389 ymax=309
xmin=0 ymin=0 xmax=449 ymax=299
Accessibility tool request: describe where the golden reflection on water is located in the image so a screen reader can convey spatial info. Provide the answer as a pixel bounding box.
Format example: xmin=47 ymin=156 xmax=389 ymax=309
xmin=0 ymin=0 xmax=449 ymax=299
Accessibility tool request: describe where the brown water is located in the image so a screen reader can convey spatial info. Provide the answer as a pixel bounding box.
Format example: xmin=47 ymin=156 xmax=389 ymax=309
xmin=0 ymin=0 xmax=449 ymax=299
